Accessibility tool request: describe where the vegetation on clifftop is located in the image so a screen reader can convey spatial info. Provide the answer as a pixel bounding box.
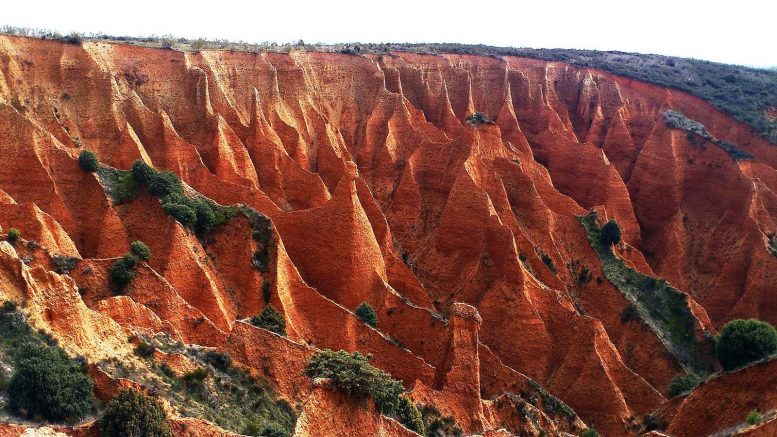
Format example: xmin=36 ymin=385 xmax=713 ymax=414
xmin=3 ymin=26 xmax=774 ymax=144
xmin=305 ymin=349 xmax=424 ymax=434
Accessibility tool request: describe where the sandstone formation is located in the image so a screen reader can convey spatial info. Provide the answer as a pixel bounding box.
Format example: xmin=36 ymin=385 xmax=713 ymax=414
xmin=0 ymin=34 xmax=775 ymax=436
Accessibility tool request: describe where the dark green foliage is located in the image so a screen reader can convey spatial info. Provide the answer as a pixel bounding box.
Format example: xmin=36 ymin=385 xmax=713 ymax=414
xmin=130 ymin=240 xmax=151 ymax=261
xmin=63 ymin=32 xmax=82 ymax=45
xmin=134 ymin=341 xmax=155 ymax=358
xmin=252 ymin=247 xmax=270 ymax=272
xmin=99 ymin=389 xmax=172 ymax=437
xmin=7 ymin=228 xmax=20 ymax=243
xmin=110 ymin=334 xmax=296 ymax=434
xmin=420 ymin=404 xmax=463 ymax=437
xmin=203 ymin=350 xmax=232 ymax=371
xmin=148 ymin=171 xmax=183 ymax=198
xmin=355 ymin=302 xmax=378 ymax=328
xmin=746 ymin=409 xmax=763 ymax=425
xmin=305 ymin=349 xmax=420 ymax=432
xmin=131 ymin=160 xmax=156 ymax=186
xmin=262 ymin=281 xmax=272 ymax=303
xmin=539 ymin=251 xmax=557 ymax=274
xmin=465 ymin=112 xmax=494 ymax=126
xmin=395 ymin=396 xmax=425 ymax=435
xmin=244 ymin=421 xmax=289 ymax=437
xmin=182 ymin=367 xmax=209 ymax=392
xmin=102 ymin=168 xmax=138 ymax=203
xmin=251 ymin=304 xmax=286 ymax=336
xmin=663 ymin=111 xmax=755 ymax=161
xmin=620 ymin=304 xmax=639 ymax=323
xmin=194 ymin=199 xmax=217 ymax=234
xmin=581 ymin=429 xmax=600 ymax=437
xmin=643 ymin=414 xmax=664 ymax=431
xmin=126 ymin=160 xmax=235 ymax=233
xmin=52 ymin=255 xmax=79 ymax=274
xmin=668 ymin=372 xmax=704 ymax=397
xmin=715 ymin=319 xmax=777 ymax=370
xmin=579 ymin=212 xmax=713 ymax=373
xmin=78 ymin=150 xmax=99 ymax=172
xmin=600 ymin=219 xmax=621 ymax=246
xmin=162 ymin=202 xmax=197 ymax=227
xmin=6 ymin=342 xmax=95 ymax=422
xmin=109 ymin=254 xmax=138 ymax=290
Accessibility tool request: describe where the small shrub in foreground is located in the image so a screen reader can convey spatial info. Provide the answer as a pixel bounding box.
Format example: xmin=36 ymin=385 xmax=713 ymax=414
xmin=715 ymin=319 xmax=777 ymax=370
xmin=130 ymin=240 xmax=152 ymax=261
xmin=109 ymin=254 xmax=138 ymax=290
xmin=601 ymin=219 xmax=622 ymax=246
xmin=251 ymin=304 xmax=286 ymax=336
xmin=7 ymin=228 xmax=20 ymax=243
xmin=99 ymin=389 xmax=172 ymax=437
xmin=6 ymin=342 xmax=95 ymax=423
xmin=355 ymin=302 xmax=378 ymax=328
xmin=747 ymin=409 xmax=763 ymax=425
xmin=668 ymin=372 xmax=704 ymax=397
xmin=78 ymin=150 xmax=99 ymax=172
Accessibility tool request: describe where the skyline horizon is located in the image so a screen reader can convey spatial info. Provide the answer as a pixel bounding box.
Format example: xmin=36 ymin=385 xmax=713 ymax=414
xmin=1 ymin=25 xmax=775 ymax=71
xmin=4 ymin=0 xmax=775 ymax=69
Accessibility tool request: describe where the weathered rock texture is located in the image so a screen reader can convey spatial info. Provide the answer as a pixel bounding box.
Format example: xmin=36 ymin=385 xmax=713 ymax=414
xmin=0 ymin=35 xmax=775 ymax=436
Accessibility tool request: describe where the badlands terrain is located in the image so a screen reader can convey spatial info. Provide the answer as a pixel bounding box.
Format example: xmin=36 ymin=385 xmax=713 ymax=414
xmin=0 ymin=34 xmax=776 ymax=436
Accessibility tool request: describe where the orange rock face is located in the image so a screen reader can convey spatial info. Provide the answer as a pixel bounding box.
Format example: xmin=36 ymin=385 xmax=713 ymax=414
xmin=0 ymin=35 xmax=775 ymax=436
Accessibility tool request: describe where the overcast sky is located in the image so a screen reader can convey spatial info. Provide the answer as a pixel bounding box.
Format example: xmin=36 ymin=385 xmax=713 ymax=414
xmin=3 ymin=0 xmax=775 ymax=68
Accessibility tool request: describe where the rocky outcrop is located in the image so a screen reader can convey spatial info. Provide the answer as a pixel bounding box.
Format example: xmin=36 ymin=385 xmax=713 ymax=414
xmin=0 ymin=35 xmax=774 ymax=436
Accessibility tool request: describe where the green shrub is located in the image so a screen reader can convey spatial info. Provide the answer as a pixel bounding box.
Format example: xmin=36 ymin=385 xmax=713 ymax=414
xmin=394 ymin=396 xmax=424 ymax=434
xmin=355 ymin=302 xmax=378 ymax=328
xmin=601 ymin=219 xmax=621 ymax=246
xmin=668 ymin=372 xmax=704 ymax=397
xmin=132 ymin=160 xmax=156 ymax=187
xmin=746 ymin=409 xmax=763 ymax=425
xmin=465 ymin=112 xmax=494 ymax=126
xmin=130 ymin=240 xmax=152 ymax=261
xmin=99 ymin=389 xmax=172 ymax=437
xmin=620 ymin=304 xmax=639 ymax=323
xmin=252 ymin=248 xmax=270 ymax=272
xmin=420 ymin=404 xmax=463 ymax=437
xmin=134 ymin=341 xmax=155 ymax=359
xmin=52 ymin=255 xmax=79 ymax=274
xmin=203 ymin=350 xmax=232 ymax=371
xmin=194 ymin=199 xmax=217 ymax=234
xmin=243 ymin=421 xmax=290 ymax=437
xmin=162 ymin=203 xmax=197 ymax=227
xmin=182 ymin=367 xmax=209 ymax=392
xmin=149 ymin=171 xmax=183 ymax=197
xmin=540 ymin=252 xmax=557 ymax=274
xmin=7 ymin=228 xmax=20 ymax=243
xmin=78 ymin=150 xmax=99 ymax=172
xmin=251 ymin=305 xmax=286 ymax=336
xmin=306 ymin=350 xmax=423 ymax=433
xmin=109 ymin=254 xmax=138 ymax=290
xmin=6 ymin=342 xmax=95 ymax=422
xmin=305 ymin=350 xmax=403 ymax=416
xmin=581 ymin=429 xmax=600 ymax=437
xmin=715 ymin=319 xmax=777 ymax=370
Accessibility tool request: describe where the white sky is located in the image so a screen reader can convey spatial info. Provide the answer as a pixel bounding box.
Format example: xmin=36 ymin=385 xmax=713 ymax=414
xmin=3 ymin=0 xmax=775 ymax=68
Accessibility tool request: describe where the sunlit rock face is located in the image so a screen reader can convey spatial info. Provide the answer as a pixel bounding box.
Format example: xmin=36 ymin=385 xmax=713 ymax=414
xmin=0 ymin=34 xmax=775 ymax=436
